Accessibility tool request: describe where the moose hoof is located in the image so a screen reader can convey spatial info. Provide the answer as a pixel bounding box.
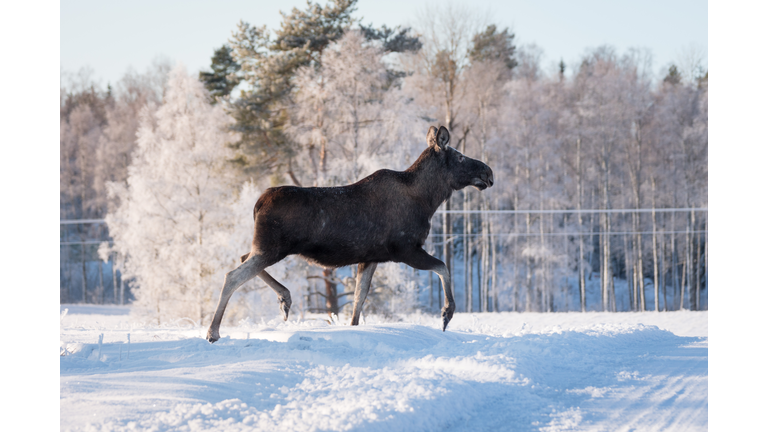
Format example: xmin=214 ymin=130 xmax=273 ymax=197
xmin=279 ymin=297 xmax=292 ymax=321
xmin=441 ymin=304 xmax=455 ymax=332
xmin=206 ymin=328 xmax=220 ymax=343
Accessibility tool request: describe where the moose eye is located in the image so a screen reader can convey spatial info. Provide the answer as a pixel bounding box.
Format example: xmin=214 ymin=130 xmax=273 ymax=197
xmin=458 ymin=154 xmax=465 ymax=163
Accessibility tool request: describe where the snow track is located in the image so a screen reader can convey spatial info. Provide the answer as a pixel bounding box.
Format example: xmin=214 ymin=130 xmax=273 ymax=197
xmin=60 ymin=307 xmax=707 ymax=431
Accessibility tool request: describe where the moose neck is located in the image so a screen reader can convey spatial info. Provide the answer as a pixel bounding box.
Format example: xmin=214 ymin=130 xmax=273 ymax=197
xmin=406 ymin=148 xmax=455 ymax=215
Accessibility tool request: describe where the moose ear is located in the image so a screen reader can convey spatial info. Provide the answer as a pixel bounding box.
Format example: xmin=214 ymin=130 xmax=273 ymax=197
xmin=427 ymin=126 xmax=450 ymax=151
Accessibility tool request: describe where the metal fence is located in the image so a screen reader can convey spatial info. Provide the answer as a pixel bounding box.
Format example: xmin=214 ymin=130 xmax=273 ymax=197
xmin=425 ymin=207 xmax=708 ymax=313
xmin=60 ymin=219 xmax=131 ymax=305
xmin=61 ymin=207 xmax=707 ymax=312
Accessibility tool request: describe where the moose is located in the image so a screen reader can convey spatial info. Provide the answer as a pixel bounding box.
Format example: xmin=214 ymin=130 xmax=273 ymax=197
xmin=206 ymin=126 xmax=494 ymax=343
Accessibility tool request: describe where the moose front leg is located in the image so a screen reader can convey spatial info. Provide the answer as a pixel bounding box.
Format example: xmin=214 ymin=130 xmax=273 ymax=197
xmin=399 ymin=248 xmax=455 ymax=331
xmin=351 ymin=262 xmax=378 ymax=326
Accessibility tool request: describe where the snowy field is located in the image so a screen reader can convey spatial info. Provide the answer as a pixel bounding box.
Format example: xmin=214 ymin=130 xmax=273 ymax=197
xmin=60 ymin=305 xmax=707 ymax=431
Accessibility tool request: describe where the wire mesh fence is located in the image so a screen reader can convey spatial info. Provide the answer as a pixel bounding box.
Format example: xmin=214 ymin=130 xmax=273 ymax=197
xmin=60 ymin=220 xmax=130 ymax=305
xmin=424 ymin=207 xmax=708 ymax=313
xmin=60 ymin=207 xmax=707 ymax=312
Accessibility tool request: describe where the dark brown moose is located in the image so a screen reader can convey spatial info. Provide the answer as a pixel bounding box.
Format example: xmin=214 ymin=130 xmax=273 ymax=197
xmin=206 ymin=126 xmax=494 ymax=342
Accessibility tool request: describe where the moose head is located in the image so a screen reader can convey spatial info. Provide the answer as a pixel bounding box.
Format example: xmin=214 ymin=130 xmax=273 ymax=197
xmin=426 ymin=125 xmax=494 ymax=192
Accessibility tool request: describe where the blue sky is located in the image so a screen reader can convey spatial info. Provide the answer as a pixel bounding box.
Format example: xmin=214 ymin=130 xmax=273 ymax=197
xmin=61 ymin=0 xmax=707 ymax=87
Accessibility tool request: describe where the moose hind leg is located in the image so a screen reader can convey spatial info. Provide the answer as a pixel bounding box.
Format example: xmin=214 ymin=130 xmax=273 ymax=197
xmin=351 ymin=262 xmax=377 ymax=326
xmin=207 ymin=255 xmax=266 ymax=343
xmin=258 ymin=270 xmax=292 ymax=321
xmin=399 ymin=248 xmax=455 ymax=331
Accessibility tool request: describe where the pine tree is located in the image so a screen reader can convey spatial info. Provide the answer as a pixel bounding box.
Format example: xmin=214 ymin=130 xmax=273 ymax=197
xmin=664 ymin=65 xmax=682 ymax=85
xmin=359 ymin=23 xmax=422 ymax=53
xmin=199 ymin=45 xmax=241 ymax=101
xmin=225 ymin=0 xmax=358 ymax=183
xmin=558 ymin=59 xmax=566 ymax=80
xmin=468 ymin=24 xmax=517 ymax=70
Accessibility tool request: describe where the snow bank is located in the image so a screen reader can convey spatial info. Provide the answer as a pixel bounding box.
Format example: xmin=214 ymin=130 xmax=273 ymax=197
xmin=61 ymin=306 xmax=707 ymax=431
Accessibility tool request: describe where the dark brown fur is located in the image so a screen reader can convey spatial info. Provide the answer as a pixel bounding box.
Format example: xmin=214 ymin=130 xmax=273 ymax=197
xmin=206 ymin=126 xmax=493 ymax=342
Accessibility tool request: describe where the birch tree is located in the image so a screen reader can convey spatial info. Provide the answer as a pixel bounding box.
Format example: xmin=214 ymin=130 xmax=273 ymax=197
xmin=106 ymin=65 xmax=243 ymax=324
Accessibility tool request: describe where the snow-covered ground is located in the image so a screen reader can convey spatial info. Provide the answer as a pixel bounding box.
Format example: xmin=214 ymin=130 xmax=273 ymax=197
xmin=60 ymin=305 xmax=707 ymax=431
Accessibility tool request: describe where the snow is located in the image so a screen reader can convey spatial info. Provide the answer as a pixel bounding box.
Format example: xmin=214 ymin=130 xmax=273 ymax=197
xmin=61 ymin=305 xmax=707 ymax=431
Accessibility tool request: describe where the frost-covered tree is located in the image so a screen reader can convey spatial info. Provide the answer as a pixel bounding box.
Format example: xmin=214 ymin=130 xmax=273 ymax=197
xmin=60 ymin=61 xmax=172 ymax=304
xmin=97 ymin=60 xmax=171 ymax=211
xmin=106 ymin=65 xmax=244 ymax=324
xmin=462 ymin=31 xmax=516 ymax=312
xmin=60 ymin=68 xmax=110 ymax=220
xmin=501 ymin=46 xmax=569 ymax=312
xmin=652 ymin=71 xmax=708 ymax=311
xmin=60 ymin=60 xmax=171 ymax=222
xmin=290 ymin=30 xmax=422 ymax=186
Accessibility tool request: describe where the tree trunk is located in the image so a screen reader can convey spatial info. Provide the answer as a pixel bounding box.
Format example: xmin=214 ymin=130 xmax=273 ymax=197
xmin=679 ymin=259 xmax=686 ymax=310
xmin=491 ymin=214 xmax=499 ymax=312
xmin=601 ymin=211 xmax=612 ymax=311
xmin=462 ymin=132 xmax=472 ymax=314
xmin=324 ymin=268 xmax=339 ymax=316
xmin=600 ymin=141 xmax=612 ymax=312
xmin=703 ymin=216 xmax=708 ymax=309
xmin=623 ymin=230 xmax=633 ymax=311
xmin=98 ymin=260 xmax=104 ymax=305
xmin=600 ymin=222 xmax=609 ymax=312
xmin=119 ymin=270 xmax=125 ymax=306
xmin=651 ymin=179 xmax=660 ymax=312
xmin=512 ymin=193 xmax=520 ymax=312
xmin=629 ymin=124 xmax=645 ymax=312
xmin=634 ymin=212 xmax=646 ymax=311
xmin=81 ymin=244 xmax=88 ymax=304
xmin=479 ymin=127 xmax=490 ymax=313
xmin=60 ymin=257 xmax=68 ymax=304
xmin=464 ymin=191 xmax=472 ymax=312
xmin=578 ymin=226 xmax=586 ymax=312
xmin=198 ymin=215 xmax=205 ymax=325
xmin=671 ymin=211 xmax=679 ymax=310
xmin=442 ymin=198 xmax=452 ymax=310
xmin=111 ymin=252 xmax=118 ymax=305
xmin=481 ymin=200 xmax=491 ymax=312
xmin=563 ymin=216 xmax=569 ymax=311
xmin=689 ymin=209 xmax=697 ymax=310
xmin=526 ymin=211 xmax=534 ymax=311
xmin=587 ymin=190 xmax=596 ymax=286
xmin=576 ymin=138 xmax=586 ymax=312
xmin=661 ymin=238 xmax=667 ymax=311
xmin=686 ymin=211 xmax=695 ymax=310
xmin=429 ymin=268 xmax=434 ymax=311
xmin=695 ymin=221 xmax=701 ymax=310
xmin=538 ymin=157 xmax=547 ymax=312
xmin=79 ymin=143 xmax=89 ymax=304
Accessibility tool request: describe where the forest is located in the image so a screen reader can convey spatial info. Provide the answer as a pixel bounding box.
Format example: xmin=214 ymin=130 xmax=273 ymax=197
xmin=60 ymin=0 xmax=707 ymax=324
